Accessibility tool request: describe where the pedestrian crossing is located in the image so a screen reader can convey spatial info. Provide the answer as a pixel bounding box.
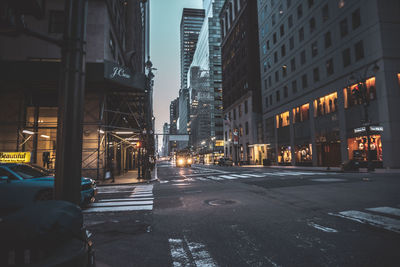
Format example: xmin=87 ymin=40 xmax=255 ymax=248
xmin=83 ymin=184 xmax=154 ymax=213
xmin=329 ymin=205 xmax=400 ymax=234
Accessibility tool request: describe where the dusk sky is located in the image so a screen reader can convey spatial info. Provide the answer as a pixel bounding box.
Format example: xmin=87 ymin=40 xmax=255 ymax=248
xmin=150 ymin=0 xmax=202 ymax=147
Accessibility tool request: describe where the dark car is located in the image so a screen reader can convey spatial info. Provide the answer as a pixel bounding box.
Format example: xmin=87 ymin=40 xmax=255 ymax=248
xmin=218 ymin=157 xmax=233 ymax=166
xmin=0 ymin=163 xmax=97 ymax=214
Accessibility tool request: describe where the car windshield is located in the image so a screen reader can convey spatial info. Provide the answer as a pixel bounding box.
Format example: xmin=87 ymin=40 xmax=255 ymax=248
xmin=8 ymin=165 xmax=47 ymax=179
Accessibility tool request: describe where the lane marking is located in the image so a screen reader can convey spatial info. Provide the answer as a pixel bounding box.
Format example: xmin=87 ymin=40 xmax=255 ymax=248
xmin=241 ymin=173 xmax=264 ymax=177
xmin=311 ymin=178 xmax=346 ymax=182
xmin=98 ymin=197 xmax=154 ymax=202
xmin=206 ymin=176 xmax=224 ymax=181
xmin=90 ymin=200 xmax=153 ymax=207
xmin=128 ymin=193 xmax=153 ymax=197
xmin=97 ymin=191 xmax=134 ymax=194
xmin=168 ymin=238 xmax=191 ymax=267
xmin=185 ymin=237 xmax=218 ymax=267
xmin=218 ymin=175 xmax=238 ymax=180
xmin=366 ymin=207 xmax=400 ymax=217
xmin=330 ymin=210 xmax=400 ymax=233
xmin=83 ymin=205 xmax=153 ymax=213
xmin=307 ymin=222 xmax=338 ymax=233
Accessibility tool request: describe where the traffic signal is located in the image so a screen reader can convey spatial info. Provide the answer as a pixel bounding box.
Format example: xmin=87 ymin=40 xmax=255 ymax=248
xmin=136 ymin=142 xmax=141 ymax=148
xmin=351 ymin=84 xmax=362 ymax=99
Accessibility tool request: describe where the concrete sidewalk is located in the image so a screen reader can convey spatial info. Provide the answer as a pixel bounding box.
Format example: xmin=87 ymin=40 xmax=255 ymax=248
xmin=96 ymin=167 xmax=158 ymax=186
xmin=240 ymin=164 xmax=400 ymax=173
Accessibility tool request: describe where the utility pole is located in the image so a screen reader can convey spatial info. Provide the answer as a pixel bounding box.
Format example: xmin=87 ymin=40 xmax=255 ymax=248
xmin=54 ymin=0 xmax=88 ymax=205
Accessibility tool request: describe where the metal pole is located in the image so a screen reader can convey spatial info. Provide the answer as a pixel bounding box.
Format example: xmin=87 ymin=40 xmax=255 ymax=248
xmin=55 ymin=0 xmax=88 ymax=205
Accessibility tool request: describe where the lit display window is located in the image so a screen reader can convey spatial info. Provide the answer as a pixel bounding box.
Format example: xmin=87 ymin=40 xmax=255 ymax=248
xmin=313 ymin=92 xmax=338 ymax=117
xmin=343 ymin=77 xmax=376 ymax=109
xmin=293 ymin=103 xmax=309 ymax=123
xmin=276 ymin=111 xmax=290 ymax=128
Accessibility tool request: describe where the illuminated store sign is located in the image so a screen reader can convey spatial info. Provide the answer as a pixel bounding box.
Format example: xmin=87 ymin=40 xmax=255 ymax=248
xmin=354 ymin=126 xmax=383 ymax=133
xmin=0 ymin=152 xmax=31 ymax=163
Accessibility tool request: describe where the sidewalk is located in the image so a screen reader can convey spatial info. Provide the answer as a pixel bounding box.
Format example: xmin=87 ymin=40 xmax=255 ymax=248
xmin=96 ymin=167 xmax=158 ymax=186
xmin=240 ymin=164 xmax=400 ymax=173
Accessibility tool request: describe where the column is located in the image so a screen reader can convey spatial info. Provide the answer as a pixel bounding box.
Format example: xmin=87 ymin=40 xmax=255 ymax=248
xmin=309 ymin=101 xmax=318 ymax=166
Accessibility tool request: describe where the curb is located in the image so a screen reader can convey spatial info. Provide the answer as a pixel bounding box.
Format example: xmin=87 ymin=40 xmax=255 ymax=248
xmin=240 ymin=165 xmax=343 ymax=173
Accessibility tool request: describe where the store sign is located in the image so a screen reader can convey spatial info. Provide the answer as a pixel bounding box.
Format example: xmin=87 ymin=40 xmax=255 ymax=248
xmin=370 ymin=126 xmax=383 ymax=132
xmin=104 ymin=60 xmax=143 ymax=90
xmin=0 ymin=152 xmax=31 ymax=163
xmin=354 ymin=127 xmax=366 ymax=133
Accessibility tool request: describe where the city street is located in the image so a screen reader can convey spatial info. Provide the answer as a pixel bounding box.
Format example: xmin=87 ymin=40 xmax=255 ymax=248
xmin=84 ymin=162 xmax=400 ymax=266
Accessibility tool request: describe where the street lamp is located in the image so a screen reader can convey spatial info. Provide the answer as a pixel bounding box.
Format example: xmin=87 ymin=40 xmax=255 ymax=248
xmin=348 ymin=62 xmax=380 ymax=172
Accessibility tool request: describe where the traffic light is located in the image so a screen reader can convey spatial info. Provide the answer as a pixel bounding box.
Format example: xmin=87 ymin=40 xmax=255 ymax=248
xmin=136 ymin=142 xmax=141 ymax=148
xmin=351 ymin=84 xmax=362 ymax=99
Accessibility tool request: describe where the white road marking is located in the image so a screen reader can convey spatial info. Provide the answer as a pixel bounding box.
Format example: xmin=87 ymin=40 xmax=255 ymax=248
xmin=168 ymin=239 xmax=191 ymax=267
xmin=83 ymin=205 xmax=153 ymax=213
xmin=196 ymin=177 xmax=208 ymax=181
xmin=128 ymin=193 xmax=153 ymax=197
xmin=97 ymin=191 xmax=134 ymax=194
xmin=168 ymin=238 xmax=217 ymax=267
xmin=330 ymin=210 xmax=400 ymax=233
xmin=98 ymin=198 xmax=154 ymax=202
xmin=90 ymin=200 xmax=153 ymax=207
xmin=307 ymin=222 xmax=338 ymax=233
xmin=206 ymin=176 xmax=224 ymax=181
xmin=365 ymin=207 xmax=400 ymax=217
xmin=311 ymin=178 xmax=346 ymax=182
xmin=185 ymin=237 xmax=218 ymax=267
xmin=241 ymin=173 xmax=264 ymax=177
xmin=218 ymin=175 xmax=238 ymax=180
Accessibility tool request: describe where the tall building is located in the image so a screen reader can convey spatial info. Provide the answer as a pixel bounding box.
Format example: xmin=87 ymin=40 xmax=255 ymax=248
xmin=169 ymin=97 xmax=179 ymax=153
xmin=178 ymin=88 xmax=190 ymax=149
xmin=180 ymin=8 xmax=206 ymax=91
xmin=220 ymin=0 xmax=263 ymax=164
xmin=0 ymin=0 xmax=151 ymax=178
xmin=162 ymin=123 xmax=170 ymax=157
xmin=258 ymin=0 xmax=400 ymax=168
xmin=188 ymin=0 xmax=224 ymax=161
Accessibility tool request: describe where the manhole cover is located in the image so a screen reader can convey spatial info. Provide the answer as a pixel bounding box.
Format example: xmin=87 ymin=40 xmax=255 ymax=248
xmin=205 ymin=199 xmax=235 ymax=206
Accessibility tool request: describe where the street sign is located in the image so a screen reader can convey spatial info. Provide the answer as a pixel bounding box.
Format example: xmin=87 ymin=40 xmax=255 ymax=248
xmin=370 ymin=126 xmax=383 ymax=132
xmin=354 ymin=127 xmax=366 ymax=133
xmin=0 ymin=152 xmax=31 ymax=163
xmin=169 ymin=135 xmax=189 ymax=141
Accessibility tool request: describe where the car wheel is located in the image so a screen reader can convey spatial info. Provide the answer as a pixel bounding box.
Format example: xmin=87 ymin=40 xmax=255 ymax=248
xmin=35 ymin=189 xmax=54 ymax=201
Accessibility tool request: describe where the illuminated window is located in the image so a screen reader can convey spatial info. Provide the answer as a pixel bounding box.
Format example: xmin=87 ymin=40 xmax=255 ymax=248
xmin=293 ymin=104 xmax=310 ymax=123
xmin=313 ymin=92 xmax=338 ymax=117
xmin=343 ymin=77 xmax=376 ymax=109
xmin=276 ymin=111 xmax=290 ymax=128
xmin=398 ymin=73 xmax=400 ymax=87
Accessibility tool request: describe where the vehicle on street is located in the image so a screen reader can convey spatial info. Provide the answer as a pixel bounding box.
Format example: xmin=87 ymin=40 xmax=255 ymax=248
xmin=0 ymin=163 xmax=97 ymax=215
xmin=218 ymin=157 xmax=233 ymax=166
xmin=175 ymin=149 xmax=193 ymax=167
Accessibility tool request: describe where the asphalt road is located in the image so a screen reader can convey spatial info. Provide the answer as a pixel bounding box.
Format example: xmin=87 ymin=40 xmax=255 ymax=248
xmin=84 ymin=161 xmax=400 ymax=267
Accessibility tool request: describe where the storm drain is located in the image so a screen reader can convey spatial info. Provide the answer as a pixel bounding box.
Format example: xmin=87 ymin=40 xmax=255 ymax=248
xmin=205 ymin=199 xmax=236 ymax=206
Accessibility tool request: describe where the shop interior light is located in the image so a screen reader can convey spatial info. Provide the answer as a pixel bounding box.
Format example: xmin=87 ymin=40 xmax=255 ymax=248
xmin=98 ymin=129 xmax=105 ymax=134
xmin=115 ymin=131 xmax=134 ymax=135
xmin=40 ymin=134 xmax=50 ymax=139
xmin=23 ymin=130 xmax=35 ymax=135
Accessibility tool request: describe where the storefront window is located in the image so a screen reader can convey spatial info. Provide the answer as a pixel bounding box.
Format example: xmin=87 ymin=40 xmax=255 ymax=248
xmin=348 ymin=135 xmax=383 ymax=162
xmin=344 ymin=77 xmax=376 ymax=109
xmin=278 ymin=146 xmax=292 ymax=164
xmin=293 ymin=104 xmax=309 ymax=123
xmin=397 ymin=73 xmax=400 ymax=88
xmin=295 ymin=144 xmax=312 ymax=164
xmin=276 ymin=111 xmax=290 ymax=128
xmin=313 ymin=92 xmax=338 ymax=117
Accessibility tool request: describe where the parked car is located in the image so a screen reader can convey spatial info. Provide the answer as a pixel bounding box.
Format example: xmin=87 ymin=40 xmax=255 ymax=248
xmin=218 ymin=157 xmax=233 ymax=166
xmin=0 ymin=163 xmax=97 ymax=215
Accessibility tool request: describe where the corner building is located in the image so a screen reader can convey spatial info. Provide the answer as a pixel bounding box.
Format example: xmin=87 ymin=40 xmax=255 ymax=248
xmin=220 ymin=0 xmax=264 ymax=164
xmin=258 ymin=0 xmax=400 ymax=168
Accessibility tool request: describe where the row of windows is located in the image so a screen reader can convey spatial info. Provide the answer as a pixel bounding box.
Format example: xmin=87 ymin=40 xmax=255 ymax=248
xmin=264 ymin=40 xmax=365 ymax=109
xmin=224 ymin=121 xmax=249 ymax=141
xmin=227 ymin=100 xmax=249 ymax=121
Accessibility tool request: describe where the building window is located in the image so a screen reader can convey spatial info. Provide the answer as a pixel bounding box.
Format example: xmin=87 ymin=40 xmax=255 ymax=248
xmin=276 ymin=90 xmax=280 ymax=102
xmin=300 ymin=50 xmax=306 ymax=65
xmin=354 ymin=40 xmax=364 ymax=61
xmin=282 ymin=65 xmax=287 ymax=77
xmin=292 ymin=80 xmax=297 ymax=94
xmin=272 ymin=14 xmax=276 ymax=25
xmin=280 ymin=24 xmax=285 ymax=37
xmin=275 ymin=71 xmax=279 ymax=82
xmin=49 ymin=10 xmax=64 ymax=33
xmin=244 ymin=100 xmax=248 ymax=113
xmin=267 ymin=40 xmax=270 ymax=50
xmin=274 ymin=51 xmax=278 ymax=63
xmin=268 ymin=76 xmax=272 ymax=87
xmin=238 ymin=104 xmax=242 ymax=117
xmin=289 ymin=36 xmax=294 ymax=50
xmin=314 ymin=92 xmax=338 ymax=117
xmin=264 ymin=79 xmax=268 ymax=90
xmin=322 ymin=4 xmax=329 ymax=22
xmin=273 ymin=33 xmax=277 ymax=44
xmin=290 ymin=58 xmax=296 ymax=72
xmin=245 ymin=122 xmax=249 ymax=135
xmin=233 ymin=108 xmax=236 ymax=120
xmin=352 ymin=8 xmax=361 ymax=29
xmin=109 ymin=31 xmax=116 ymax=59
xmin=269 ymin=95 xmax=273 ymax=105
xmin=263 ymin=44 xmax=267 ymax=55
xmin=299 ymin=27 xmax=304 ymax=42
xmin=324 ymin=31 xmax=332 ymax=48
xmin=265 ymin=96 xmax=269 ymax=107
xmin=293 ymin=103 xmax=310 ymax=123
xmin=288 ymin=15 xmax=293 ymax=28
xmin=297 ymin=4 xmax=303 ymax=19
xmin=311 ymin=41 xmax=318 ymax=57
xmin=308 ymin=0 xmax=314 ymax=8
xmin=343 ymin=77 xmax=376 ymax=108
xmin=342 ymin=48 xmax=351 ymax=67
xmin=276 ymin=111 xmax=290 ymax=128
xmin=309 ymin=17 xmax=316 ymax=33
xmin=313 ymin=67 xmax=320 ymax=82
xmin=284 ymin=86 xmax=288 ymax=98
xmin=287 ymin=0 xmax=291 ymax=8
xmin=302 ymin=74 xmax=308 ymax=88
xmin=340 ymin=18 xmax=348 ymax=37
xmin=326 ymin=58 xmax=334 ymax=76
xmin=281 ymin=44 xmax=286 ymax=57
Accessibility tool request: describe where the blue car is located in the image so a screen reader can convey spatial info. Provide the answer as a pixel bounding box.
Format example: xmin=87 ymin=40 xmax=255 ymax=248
xmin=0 ymin=163 xmax=97 ymax=214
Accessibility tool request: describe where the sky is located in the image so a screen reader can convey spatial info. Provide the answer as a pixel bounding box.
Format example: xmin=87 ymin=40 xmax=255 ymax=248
xmin=150 ymin=0 xmax=203 ymax=148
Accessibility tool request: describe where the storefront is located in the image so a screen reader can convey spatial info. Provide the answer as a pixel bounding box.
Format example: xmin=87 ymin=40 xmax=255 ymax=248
xmin=249 ymin=144 xmax=268 ymax=165
xmin=315 ymin=131 xmax=341 ymax=167
xmin=348 ymin=126 xmax=383 ymax=168
xmin=294 ymin=143 xmax=312 ymax=166
xmin=278 ymin=145 xmax=292 ymax=164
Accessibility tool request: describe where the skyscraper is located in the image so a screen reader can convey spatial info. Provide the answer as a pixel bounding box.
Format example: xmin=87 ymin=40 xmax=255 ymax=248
xmin=180 ymin=8 xmax=205 ymax=91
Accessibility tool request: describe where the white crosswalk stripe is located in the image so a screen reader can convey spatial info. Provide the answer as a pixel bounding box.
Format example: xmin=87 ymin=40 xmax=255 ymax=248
xmin=83 ymin=184 xmax=154 ymax=213
xmin=329 ymin=206 xmax=400 ymax=234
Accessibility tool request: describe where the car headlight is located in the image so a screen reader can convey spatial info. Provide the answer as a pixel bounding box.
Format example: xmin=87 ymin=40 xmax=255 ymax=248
xmin=178 ymin=158 xmax=184 ymax=165
xmin=187 ymin=159 xmax=192 ymax=164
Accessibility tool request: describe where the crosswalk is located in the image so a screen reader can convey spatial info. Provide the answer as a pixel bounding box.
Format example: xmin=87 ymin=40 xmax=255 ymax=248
xmin=329 ymin=205 xmax=400 ymax=234
xmin=83 ymin=184 xmax=154 ymax=213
